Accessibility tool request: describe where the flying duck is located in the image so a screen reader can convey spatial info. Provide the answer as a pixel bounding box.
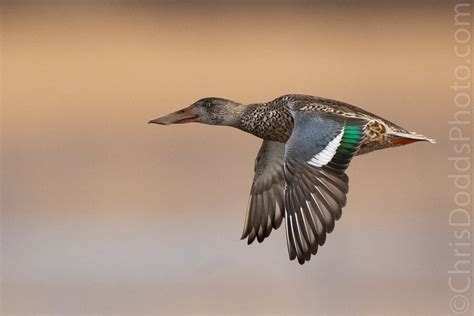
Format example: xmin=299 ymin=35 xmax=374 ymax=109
xmin=149 ymin=94 xmax=435 ymax=264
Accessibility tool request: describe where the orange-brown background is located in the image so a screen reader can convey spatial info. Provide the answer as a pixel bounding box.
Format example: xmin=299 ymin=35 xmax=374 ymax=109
xmin=1 ymin=1 xmax=456 ymax=315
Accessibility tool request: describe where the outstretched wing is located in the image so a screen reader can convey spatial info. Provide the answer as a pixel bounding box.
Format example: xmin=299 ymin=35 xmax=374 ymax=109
xmin=241 ymin=140 xmax=286 ymax=244
xmin=284 ymin=109 xmax=367 ymax=264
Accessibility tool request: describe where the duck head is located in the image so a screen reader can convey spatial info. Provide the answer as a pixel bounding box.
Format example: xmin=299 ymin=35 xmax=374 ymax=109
xmin=149 ymin=97 xmax=242 ymax=126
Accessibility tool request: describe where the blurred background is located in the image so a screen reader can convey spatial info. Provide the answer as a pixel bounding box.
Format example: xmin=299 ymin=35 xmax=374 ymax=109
xmin=1 ymin=1 xmax=458 ymax=315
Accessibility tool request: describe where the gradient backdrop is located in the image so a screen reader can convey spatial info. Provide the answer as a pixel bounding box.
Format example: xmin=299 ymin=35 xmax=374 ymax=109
xmin=1 ymin=1 xmax=461 ymax=315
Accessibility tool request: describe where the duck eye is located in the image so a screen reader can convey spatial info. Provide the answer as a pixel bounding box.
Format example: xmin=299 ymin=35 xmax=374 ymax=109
xmin=204 ymin=101 xmax=212 ymax=108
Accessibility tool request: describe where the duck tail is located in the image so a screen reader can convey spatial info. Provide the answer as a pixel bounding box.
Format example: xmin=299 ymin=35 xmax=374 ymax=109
xmin=390 ymin=131 xmax=436 ymax=145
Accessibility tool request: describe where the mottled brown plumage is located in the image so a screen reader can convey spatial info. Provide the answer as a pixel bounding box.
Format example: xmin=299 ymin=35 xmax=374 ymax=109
xmin=233 ymin=94 xmax=429 ymax=155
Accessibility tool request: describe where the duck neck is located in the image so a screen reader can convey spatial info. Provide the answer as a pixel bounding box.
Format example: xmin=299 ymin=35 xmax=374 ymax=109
xmin=233 ymin=103 xmax=292 ymax=143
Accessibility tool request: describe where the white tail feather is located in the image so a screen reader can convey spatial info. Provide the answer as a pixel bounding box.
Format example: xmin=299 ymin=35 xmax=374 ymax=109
xmin=391 ymin=131 xmax=436 ymax=144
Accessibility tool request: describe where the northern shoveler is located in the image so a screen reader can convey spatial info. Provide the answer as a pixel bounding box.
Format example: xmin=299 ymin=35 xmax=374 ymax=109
xmin=149 ymin=94 xmax=435 ymax=264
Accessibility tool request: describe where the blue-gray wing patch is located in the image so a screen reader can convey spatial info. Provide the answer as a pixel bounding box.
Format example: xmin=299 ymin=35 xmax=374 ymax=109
xmin=285 ymin=112 xmax=343 ymax=162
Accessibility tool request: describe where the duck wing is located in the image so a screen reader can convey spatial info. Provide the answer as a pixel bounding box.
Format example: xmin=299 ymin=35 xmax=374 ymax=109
xmin=241 ymin=140 xmax=286 ymax=244
xmin=284 ymin=107 xmax=368 ymax=264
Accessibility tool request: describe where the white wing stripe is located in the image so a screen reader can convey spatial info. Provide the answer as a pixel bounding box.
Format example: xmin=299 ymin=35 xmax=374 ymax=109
xmin=307 ymin=127 xmax=345 ymax=167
